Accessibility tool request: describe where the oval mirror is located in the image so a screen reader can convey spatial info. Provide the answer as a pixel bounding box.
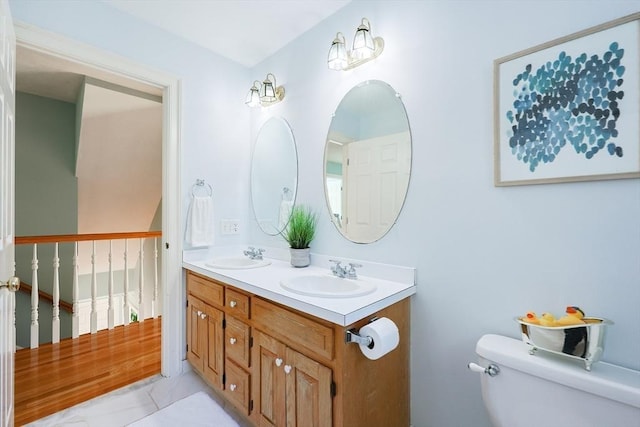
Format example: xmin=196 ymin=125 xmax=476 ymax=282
xmin=251 ymin=117 xmax=298 ymax=235
xmin=324 ymin=80 xmax=411 ymax=243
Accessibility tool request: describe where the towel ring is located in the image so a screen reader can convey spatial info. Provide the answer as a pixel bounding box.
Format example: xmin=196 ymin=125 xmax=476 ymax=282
xmin=282 ymin=187 xmax=294 ymax=202
xmin=192 ymin=179 xmax=213 ymax=197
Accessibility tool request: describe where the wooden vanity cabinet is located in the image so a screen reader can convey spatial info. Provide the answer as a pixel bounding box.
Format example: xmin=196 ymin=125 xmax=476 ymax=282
xmin=185 ymin=270 xmax=410 ymax=427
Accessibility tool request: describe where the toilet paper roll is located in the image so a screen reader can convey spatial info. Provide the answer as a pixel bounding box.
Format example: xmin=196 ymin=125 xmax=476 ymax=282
xmin=358 ymin=317 xmax=400 ymax=360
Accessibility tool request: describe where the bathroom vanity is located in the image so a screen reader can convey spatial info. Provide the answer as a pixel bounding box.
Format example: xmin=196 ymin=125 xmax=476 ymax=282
xmin=183 ymin=256 xmax=415 ymax=427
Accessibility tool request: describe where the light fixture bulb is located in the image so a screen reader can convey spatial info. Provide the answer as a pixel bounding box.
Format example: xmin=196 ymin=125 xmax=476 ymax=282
xmin=260 ymin=73 xmax=278 ymax=102
xmin=351 ymin=18 xmax=375 ymax=60
xmin=245 ymin=81 xmax=261 ymax=107
xmin=327 ymin=32 xmax=348 ymax=70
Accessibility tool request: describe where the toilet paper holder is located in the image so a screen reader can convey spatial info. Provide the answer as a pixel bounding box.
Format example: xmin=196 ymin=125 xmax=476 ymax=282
xmin=346 ymin=329 xmax=373 ymax=347
xmin=345 ymin=317 xmax=378 ymax=348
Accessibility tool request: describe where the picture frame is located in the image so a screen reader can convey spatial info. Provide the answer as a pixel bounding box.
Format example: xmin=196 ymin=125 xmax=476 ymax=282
xmin=494 ymin=12 xmax=640 ymax=186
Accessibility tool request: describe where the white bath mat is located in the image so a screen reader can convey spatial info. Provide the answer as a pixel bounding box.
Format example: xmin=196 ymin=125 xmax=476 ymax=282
xmin=128 ymin=391 xmax=239 ymax=427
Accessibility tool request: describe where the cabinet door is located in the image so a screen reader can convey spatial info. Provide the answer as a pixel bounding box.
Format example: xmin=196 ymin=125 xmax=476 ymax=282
xmin=252 ymin=331 xmax=287 ymax=427
xmin=285 ymin=348 xmax=332 ymax=427
xmin=203 ymin=304 xmax=224 ymax=390
xmin=186 ymin=295 xmax=206 ymax=372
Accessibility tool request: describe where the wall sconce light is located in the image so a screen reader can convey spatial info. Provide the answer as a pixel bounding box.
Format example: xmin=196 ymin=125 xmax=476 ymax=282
xmin=245 ymin=73 xmax=285 ymax=107
xmin=327 ymin=18 xmax=384 ymax=71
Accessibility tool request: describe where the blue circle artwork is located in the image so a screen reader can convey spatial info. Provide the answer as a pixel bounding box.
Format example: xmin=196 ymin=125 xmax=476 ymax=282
xmin=506 ymin=42 xmax=626 ymax=172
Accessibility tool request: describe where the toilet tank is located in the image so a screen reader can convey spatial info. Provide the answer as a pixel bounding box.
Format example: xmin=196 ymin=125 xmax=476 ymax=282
xmin=475 ymin=334 xmax=640 ymax=427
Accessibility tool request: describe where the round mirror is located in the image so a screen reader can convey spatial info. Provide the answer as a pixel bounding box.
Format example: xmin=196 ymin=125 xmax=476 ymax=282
xmin=251 ymin=117 xmax=298 ymax=235
xmin=324 ymin=80 xmax=411 ymax=243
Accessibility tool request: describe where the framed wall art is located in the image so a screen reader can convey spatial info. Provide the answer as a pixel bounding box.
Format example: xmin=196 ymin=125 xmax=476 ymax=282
xmin=494 ymin=12 xmax=640 ymax=186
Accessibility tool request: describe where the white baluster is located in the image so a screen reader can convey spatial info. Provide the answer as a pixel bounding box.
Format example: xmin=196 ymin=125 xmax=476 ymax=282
xmin=138 ymin=237 xmax=144 ymax=322
xmin=108 ymin=240 xmax=114 ymax=330
xmin=51 ymin=242 xmax=60 ymax=344
xmin=30 ymin=243 xmax=39 ymax=349
xmin=90 ymin=240 xmax=97 ymax=334
xmin=123 ymin=239 xmax=130 ymax=326
xmin=152 ymin=237 xmax=158 ymax=319
xmin=72 ymin=242 xmax=79 ymax=339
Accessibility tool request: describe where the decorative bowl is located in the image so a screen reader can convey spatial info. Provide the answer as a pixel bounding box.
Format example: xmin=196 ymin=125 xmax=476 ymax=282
xmin=515 ymin=317 xmax=613 ymax=371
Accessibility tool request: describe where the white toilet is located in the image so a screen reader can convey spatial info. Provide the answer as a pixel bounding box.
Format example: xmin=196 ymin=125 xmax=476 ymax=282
xmin=469 ymin=334 xmax=640 ymax=427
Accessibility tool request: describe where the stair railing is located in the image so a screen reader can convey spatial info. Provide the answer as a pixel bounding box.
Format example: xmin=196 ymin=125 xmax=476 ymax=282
xmin=15 ymin=231 xmax=162 ymax=348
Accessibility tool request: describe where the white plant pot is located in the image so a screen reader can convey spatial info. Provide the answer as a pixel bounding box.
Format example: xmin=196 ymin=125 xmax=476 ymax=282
xmin=290 ymin=248 xmax=311 ymax=268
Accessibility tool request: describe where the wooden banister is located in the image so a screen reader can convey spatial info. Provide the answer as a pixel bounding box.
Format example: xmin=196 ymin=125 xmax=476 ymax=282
xmin=15 ymin=231 xmax=162 ymax=245
xmin=19 ymin=281 xmax=73 ymax=313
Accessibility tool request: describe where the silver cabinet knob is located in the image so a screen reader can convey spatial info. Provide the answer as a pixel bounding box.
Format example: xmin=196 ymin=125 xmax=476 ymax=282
xmin=230 ymin=300 xmax=237 ymax=308
xmin=284 ymin=365 xmax=292 ymax=374
xmin=275 ymin=358 xmax=283 ymax=367
xmin=229 ymin=337 xmax=237 ymax=345
xmin=229 ymin=384 xmax=237 ymax=391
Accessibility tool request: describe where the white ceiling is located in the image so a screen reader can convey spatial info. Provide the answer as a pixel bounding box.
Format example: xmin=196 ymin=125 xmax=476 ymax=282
xmin=103 ymin=0 xmax=352 ymax=67
xmin=17 ymin=0 xmax=351 ymax=104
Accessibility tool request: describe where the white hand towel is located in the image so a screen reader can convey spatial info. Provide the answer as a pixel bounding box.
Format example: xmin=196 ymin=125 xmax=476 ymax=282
xmin=186 ymin=195 xmax=214 ymax=247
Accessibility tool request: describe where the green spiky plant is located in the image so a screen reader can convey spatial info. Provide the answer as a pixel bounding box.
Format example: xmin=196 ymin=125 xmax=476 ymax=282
xmin=283 ymin=205 xmax=318 ymax=249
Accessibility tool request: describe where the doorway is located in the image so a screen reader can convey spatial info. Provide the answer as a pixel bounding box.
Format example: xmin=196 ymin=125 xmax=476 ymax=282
xmin=13 ymin=20 xmax=183 ymax=402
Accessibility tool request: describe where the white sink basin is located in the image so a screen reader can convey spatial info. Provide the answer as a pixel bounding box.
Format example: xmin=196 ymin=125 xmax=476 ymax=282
xmin=205 ymin=257 xmax=271 ymax=269
xmin=280 ymin=275 xmax=377 ymax=298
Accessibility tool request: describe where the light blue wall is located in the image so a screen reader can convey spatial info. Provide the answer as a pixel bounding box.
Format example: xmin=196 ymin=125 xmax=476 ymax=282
xmin=10 ymin=1 xmax=640 ymax=426
xmin=247 ymin=2 xmax=640 ymax=426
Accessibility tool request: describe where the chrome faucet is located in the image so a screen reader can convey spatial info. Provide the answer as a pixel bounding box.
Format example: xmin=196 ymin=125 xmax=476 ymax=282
xmin=330 ymin=260 xmax=362 ymax=279
xmin=244 ymin=246 xmax=265 ymax=260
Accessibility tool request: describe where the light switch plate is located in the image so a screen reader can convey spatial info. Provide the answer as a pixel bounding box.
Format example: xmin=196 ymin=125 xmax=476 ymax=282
xmin=221 ymin=219 xmax=240 ymax=235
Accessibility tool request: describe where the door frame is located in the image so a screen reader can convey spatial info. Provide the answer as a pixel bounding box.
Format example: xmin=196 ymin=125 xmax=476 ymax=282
xmin=14 ymin=21 xmax=184 ymax=377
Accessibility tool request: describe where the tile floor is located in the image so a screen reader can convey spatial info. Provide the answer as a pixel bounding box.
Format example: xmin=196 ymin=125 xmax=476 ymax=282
xmin=26 ymin=369 xmax=252 ymax=427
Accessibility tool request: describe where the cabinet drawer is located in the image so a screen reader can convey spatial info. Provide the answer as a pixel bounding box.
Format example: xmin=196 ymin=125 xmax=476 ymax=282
xmin=224 ymin=359 xmax=251 ymax=415
xmin=225 ymin=316 xmax=251 ymax=368
xmin=225 ymin=288 xmax=250 ymax=319
xmin=187 ymin=272 xmax=224 ymax=307
xmin=252 ymin=297 xmax=334 ymax=361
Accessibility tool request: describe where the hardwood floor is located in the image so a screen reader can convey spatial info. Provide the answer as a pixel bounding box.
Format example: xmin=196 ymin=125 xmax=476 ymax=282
xmin=14 ymin=317 xmax=161 ymax=426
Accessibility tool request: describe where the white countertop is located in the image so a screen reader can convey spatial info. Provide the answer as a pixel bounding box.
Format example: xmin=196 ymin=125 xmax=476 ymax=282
xmin=182 ymin=248 xmax=416 ymax=326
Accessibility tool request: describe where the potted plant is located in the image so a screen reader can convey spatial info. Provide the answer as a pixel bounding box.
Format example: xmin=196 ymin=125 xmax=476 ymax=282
xmin=282 ymin=204 xmax=317 ymax=267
